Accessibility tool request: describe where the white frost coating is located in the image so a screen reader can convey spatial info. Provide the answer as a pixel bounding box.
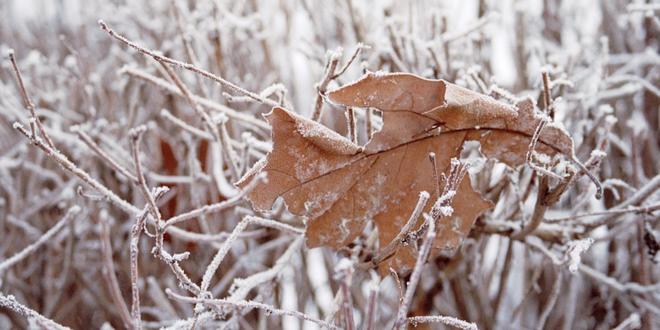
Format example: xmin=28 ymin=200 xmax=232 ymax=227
xmin=531 ymin=151 xmax=552 ymax=164
xmin=305 ymin=249 xmax=335 ymax=316
xmin=439 ymin=206 xmax=454 ymax=217
xmin=604 ymin=114 xmax=618 ymax=125
xmin=436 ymin=190 xmax=456 ymax=205
xmin=338 ymin=218 xmax=350 ymax=242
xmin=0 ymin=206 xmax=80 ymax=274
xmin=361 ymin=173 xmax=389 ymax=219
xmin=303 ymin=192 xmax=339 ymax=217
xmin=211 ymin=141 xmax=239 ymax=197
xmin=566 ymin=238 xmax=594 ymax=273
xmin=294 ymin=116 xmax=359 ymax=155
xmin=291 ymin=148 xmax=336 ymax=181
xmin=334 ymin=257 xmax=354 ymax=272
xmin=626 ymin=111 xmax=649 ymax=136
xmin=371 ymin=70 xmax=389 ymax=78
xmin=0 ymin=294 xmax=71 ymax=330
xmin=280 ymin=266 xmax=299 ymax=330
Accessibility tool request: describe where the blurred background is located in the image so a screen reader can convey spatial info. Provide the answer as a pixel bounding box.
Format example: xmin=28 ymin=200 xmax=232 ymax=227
xmin=0 ymin=0 xmax=658 ymax=329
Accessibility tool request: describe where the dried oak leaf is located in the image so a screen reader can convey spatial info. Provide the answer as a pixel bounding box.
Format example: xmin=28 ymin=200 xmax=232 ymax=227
xmin=237 ymin=72 xmax=573 ymax=272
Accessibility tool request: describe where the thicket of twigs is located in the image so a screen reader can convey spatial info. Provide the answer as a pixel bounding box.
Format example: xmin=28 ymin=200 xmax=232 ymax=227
xmin=0 ymin=0 xmax=658 ymax=329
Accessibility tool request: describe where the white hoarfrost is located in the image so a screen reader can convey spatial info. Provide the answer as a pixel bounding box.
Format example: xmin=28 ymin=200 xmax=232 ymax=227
xmin=566 ymin=238 xmax=594 ymax=273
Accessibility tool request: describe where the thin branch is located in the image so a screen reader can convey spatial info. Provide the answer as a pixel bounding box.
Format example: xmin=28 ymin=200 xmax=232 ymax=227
xmin=361 ymin=191 xmax=430 ymax=269
xmin=7 ymin=49 xmax=55 ymax=148
xmin=98 ymin=21 xmax=279 ymax=108
xmin=512 ymin=176 xmax=550 ymax=240
xmin=199 ymin=216 xmax=304 ymax=294
xmin=161 ymin=172 xmax=265 ymax=230
xmin=332 ymin=43 xmax=366 ymax=79
xmin=527 ymin=238 xmax=660 ymax=294
xmin=612 ymin=313 xmax=641 ymax=330
xmin=165 ymin=289 xmax=339 ymax=329
xmin=429 ymin=152 xmax=440 ymax=197
xmin=157 ymin=61 xmax=218 ymax=141
xmin=547 ymin=202 xmax=660 ymax=222
xmin=407 ymin=315 xmax=478 ymax=330
xmin=129 ymin=126 xmax=162 ymax=223
xmin=13 ymin=122 xmax=139 ymax=215
xmin=586 ymin=175 xmax=660 ymax=229
xmin=346 ymin=107 xmax=357 ymax=144
xmin=535 ymin=271 xmax=562 ymax=330
xmin=122 ymin=67 xmax=269 ymax=131
xmin=99 ymin=215 xmax=135 ymax=330
xmin=365 ymin=271 xmax=380 ymax=330
xmin=75 ymin=128 xmax=138 ymax=182
xmin=541 ymin=69 xmax=554 ymax=119
xmin=0 ymin=206 xmax=80 ymax=274
xmin=394 ymin=213 xmax=436 ymax=329
xmin=335 ymin=261 xmax=355 ymax=330
xmin=311 ymin=50 xmax=340 ymax=121
xmin=0 ymin=293 xmax=71 ymax=330
xmin=129 ymin=209 xmax=148 ymax=330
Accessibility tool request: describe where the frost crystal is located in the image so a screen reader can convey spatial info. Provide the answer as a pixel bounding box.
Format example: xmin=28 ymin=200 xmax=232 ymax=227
xmin=566 ymin=238 xmax=594 ymax=273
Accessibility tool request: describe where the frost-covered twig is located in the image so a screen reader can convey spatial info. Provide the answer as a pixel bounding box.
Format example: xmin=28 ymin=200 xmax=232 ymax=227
xmin=165 ymin=289 xmax=340 ymax=329
xmin=75 ymin=128 xmax=138 ymax=182
xmin=394 ymin=213 xmax=435 ymax=329
xmin=99 ymin=214 xmax=134 ymax=330
xmin=535 ymin=271 xmax=562 ymax=330
xmin=362 ymin=191 xmax=429 ymax=269
xmin=585 ymin=175 xmax=660 ymax=230
xmin=0 ymin=206 xmax=80 ymax=274
xmin=13 ymin=123 xmax=139 ymax=214
xmin=7 ymin=50 xmax=55 ymax=148
xmin=407 ymin=315 xmax=478 ymax=330
xmin=199 ymin=216 xmax=304 ymax=294
xmin=99 ymin=21 xmax=280 ymax=108
xmin=0 ymin=293 xmax=71 ymax=330
xmin=612 ymin=313 xmax=641 ymax=330
xmin=162 ymin=172 xmax=266 ymax=230
xmin=311 ymin=50 xmax=341 ymax=121
xmin=546 ymin=202 xmax=660 ymax=222
xmin=121 ymin=67 xmax=270 ymax=130
xmin=129 ymin=125 xmax=161 ymax=223
xmin=527 ymin=238 xmax=660 ymax=294
xmin=129 ymin=209 xmax=149 ymax=330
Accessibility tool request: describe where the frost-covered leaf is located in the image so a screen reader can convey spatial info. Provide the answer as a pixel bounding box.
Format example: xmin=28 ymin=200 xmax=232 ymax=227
xmin=237 ymin=72 xmax=574 ymax=272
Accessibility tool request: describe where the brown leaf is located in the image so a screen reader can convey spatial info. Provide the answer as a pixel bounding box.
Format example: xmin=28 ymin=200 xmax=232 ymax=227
xmin=237 ymin=72 xmax=573 ymax=272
